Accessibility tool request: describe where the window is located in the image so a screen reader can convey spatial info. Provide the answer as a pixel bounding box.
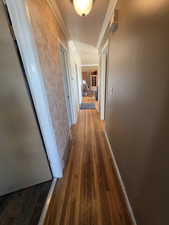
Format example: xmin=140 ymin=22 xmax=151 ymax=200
xmin=92 ymin=75 xmax=97 ymax=87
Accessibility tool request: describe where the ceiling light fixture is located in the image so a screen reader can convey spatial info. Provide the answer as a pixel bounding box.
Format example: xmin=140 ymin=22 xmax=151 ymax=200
xmin=71 ymin=0 xmax=94 ymax=17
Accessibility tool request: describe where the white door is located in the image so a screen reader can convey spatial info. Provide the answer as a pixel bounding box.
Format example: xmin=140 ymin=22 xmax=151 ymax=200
xmin=59 ymin=46 xmax=73 ymax=127
xmin=0 ymin=1 xmax=52 ymax=196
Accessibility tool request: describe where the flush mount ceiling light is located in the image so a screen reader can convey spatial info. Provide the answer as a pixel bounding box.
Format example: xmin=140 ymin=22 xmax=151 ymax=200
xmin=71 ymin=0 xmax=94 ymax=16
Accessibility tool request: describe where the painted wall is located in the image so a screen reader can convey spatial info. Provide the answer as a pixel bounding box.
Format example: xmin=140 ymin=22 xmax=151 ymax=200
xmin=27 ymin=0 xmax=70 ymax=160
xmin=105 ymin=0 xmax=169 ymax=225
xmin=82 ymin=72 xmax=87 ymax=81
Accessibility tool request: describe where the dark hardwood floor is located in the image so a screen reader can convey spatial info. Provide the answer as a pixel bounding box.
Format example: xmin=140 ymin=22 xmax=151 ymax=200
xmin=0 ymin=181 xmax=52 ymax=225
xmin=44 ymin=97 xmax=133 ymax=225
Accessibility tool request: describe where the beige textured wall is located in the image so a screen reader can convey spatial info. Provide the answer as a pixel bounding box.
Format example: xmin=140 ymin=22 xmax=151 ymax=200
xmin=27 ymin=0 xmax=70 ymax=160
xmin=105 ymin=0 xmax=169 ymax=225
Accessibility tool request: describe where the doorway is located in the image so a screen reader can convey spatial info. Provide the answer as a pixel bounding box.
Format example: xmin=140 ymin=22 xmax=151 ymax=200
xmin=0 ymin=0 xmax=52 ymax=196
xmin=82 ymin=66 xmax=99 ymax=101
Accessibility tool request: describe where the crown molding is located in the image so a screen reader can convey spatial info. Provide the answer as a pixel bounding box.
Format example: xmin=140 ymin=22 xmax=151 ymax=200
xmin=97 ymin=0 xmax=118 ymax=49
xmin=47 ymin=0 xmax=82 ymax=62
xmin=47 ymin=0 xmax=70 ymax=40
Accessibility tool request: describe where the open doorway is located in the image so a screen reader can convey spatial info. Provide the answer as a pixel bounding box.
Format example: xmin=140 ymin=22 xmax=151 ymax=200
xmin=81 ymin=66 xmax=99 ymax=100
xmin=0 ymin=0 xmax=52 ymax=197
xmin=0 ymin=1 xmax=52 ymax=224
xmin=80 ymin=66 xmax=99 ymax=110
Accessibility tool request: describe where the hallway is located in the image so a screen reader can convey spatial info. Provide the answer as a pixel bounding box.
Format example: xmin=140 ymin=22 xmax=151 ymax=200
xmin=1 ymin=0 xmax=169 ymax=224
xmin=44 ymin=98 xmax=132 ymax=225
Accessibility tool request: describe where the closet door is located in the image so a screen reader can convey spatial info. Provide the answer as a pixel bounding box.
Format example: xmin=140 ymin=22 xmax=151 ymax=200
xmin=0 ymin=1 xmax=52 ymax=196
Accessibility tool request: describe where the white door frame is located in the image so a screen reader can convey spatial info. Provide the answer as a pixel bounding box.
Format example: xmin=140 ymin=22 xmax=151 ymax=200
xmin=59 ymin=44 xmax=74 ymax=127
xmin=74 ymin=64 xmax=80 ymax=105
xmin=100 ymin=41 xmax=109 ymax=120
xmin=66 ymin=48 xmax=79 ymax=124
xmin=5 ymin=0 xmax=63 ymax=178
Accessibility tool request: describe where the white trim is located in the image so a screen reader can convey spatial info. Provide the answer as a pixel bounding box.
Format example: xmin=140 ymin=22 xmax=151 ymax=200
xmin=57 ymin=36 xmax=67 ymax=50
xmin=102 ymin=40 xmax=109 ymax=53
xmin=97 ymin=0 xmax=118 ymax=49
xmin=104 ymin=130 xmax=138 ymax=225
xmin=74 ymin=63 xmax=81 ymax=105
xmin=59 ymin=44 xmax=74 ymax=127
xmin=81 ymin=64 xmax=99 ymax=67
xmin=77 ymin=66 xmax=83 ymax=104
xmin=47 ymin=0 xmax=81 ymax=67
xmin=47 ymin=0 xmax=70 ymax=40
xmin=38 ymin=179 xmax=57 ymax=225
xmin=6 ymin=0 xmax=63 ymax=178
xmin=68 ymin=42 xmax=82 ymax=124
xmin=100 ymin=41 xmax=108 ymax=120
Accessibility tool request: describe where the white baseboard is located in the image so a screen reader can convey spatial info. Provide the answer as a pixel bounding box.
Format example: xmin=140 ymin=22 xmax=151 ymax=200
xmin=104 ymin=130 xmax=137 ymax=225
xmin=38 ymin=179 xmax=57 ymax=225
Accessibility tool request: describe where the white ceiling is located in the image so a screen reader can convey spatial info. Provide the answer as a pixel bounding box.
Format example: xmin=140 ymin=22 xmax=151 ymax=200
xmin=56 ymin=0 xmax=110 ymax=65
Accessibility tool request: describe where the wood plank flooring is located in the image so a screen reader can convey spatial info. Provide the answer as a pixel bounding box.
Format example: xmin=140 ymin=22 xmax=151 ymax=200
xmin=0 ymin=181 xmax=52 ymax=225
xmin=44 ymin=98 xmax=133 ymax=225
